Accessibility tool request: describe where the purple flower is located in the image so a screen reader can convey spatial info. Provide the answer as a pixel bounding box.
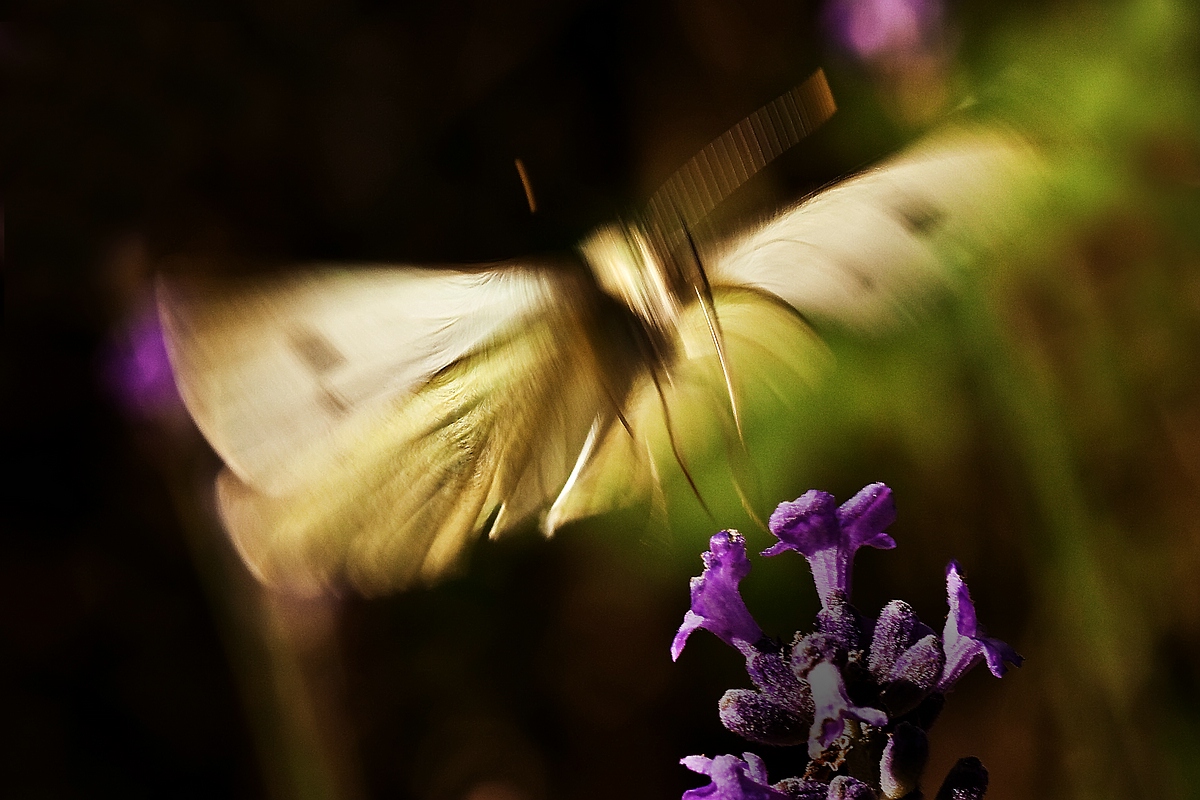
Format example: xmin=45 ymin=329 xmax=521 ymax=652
xmin=719 ymin=645 xmax=815 ymax=746
xmin=938 ymin=561 xmax=1022 ymax=691
xmin=824 ymin=0 xmax=944 ymax=61
xmin=807 ymin=660 xmax=888 ymax=758
xmin=102 ymin=303 xmax=183 ymax=417
xmin=764 ymin=484 xmax=896 ymax=608
xmin=673 ymin=531 xmax=766 ymax=661
xmin=673 ymin=489 xmax=1019 ymax=799
xmin=681 ymin=753 xmax=791 ymax=800
xmin=869 ymin=600 xmax=945 ymax=714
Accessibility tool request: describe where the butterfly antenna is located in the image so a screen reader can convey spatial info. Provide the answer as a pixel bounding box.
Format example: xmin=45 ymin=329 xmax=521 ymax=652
xmin=643 ymin=445 xmax=673 ymax=548
xmin=514 ymin=158 xmax=537 ymax=214
xmin=601 ymin=376 xmax=634 ymax=438
xmin=682 ymin=222 xmax=767 ymax=532
xmin=727 ymin=435 xmax=768 ymax=532
xmin=682 ymin=225 xmax=744 ymax=443
xmin=649 ymin=365 xmax=716 ymax=524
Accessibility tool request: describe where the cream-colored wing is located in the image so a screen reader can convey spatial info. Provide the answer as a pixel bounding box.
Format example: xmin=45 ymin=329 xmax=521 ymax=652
xmin=709 ymin=124 xmax=1041 ymax=329
xmin=160 ymin=265 xmax=624 ymax=595
xmin=548 ymin=125 xmax=1042 ymax=528
xmin=159 ymin=266 xmax=559 ymax=496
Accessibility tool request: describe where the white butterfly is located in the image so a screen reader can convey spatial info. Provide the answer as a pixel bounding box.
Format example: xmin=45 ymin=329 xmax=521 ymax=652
xmin=159 ymin=73 xmax=1037 ymax=596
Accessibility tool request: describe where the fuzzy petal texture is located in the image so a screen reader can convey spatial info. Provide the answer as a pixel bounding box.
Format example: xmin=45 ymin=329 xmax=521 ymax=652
xmin=938 ymin=561 xmax=1022 ymax=690
xmin=673 ymin=531 xmax=766 ymax=660
xmin=681 ymin=753 xmax=791 ymax=800
xmin=869 ymin=600 xmax=921 ymax=681
xmin=880 ymin=633 xmax=945 ymax=716
xmin=807 ymin=660 xmax=888 ymax=757
xmin=719 ymin=689 xmax=812 ymax=746
xmin=764 ymin=484 xmax=896 ymax=607
xmin=740 ymin=644 xmax=814 ymax=711
xmin=815 ymin=591 xmax=865 ymax=654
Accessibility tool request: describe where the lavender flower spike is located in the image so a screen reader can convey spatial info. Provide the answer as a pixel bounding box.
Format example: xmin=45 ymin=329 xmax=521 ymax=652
xmin=764 ymin=484 xmax=897 ymax=607
xmin=673 ymin=531 xmax=766 ymax=661
xmin=938 ymin=561 xmax=1023 ymax=691
xmin=807 ymin=660 xmax=888 ymax=758
xmin=680 ymin=753 xmax=790 ymax=800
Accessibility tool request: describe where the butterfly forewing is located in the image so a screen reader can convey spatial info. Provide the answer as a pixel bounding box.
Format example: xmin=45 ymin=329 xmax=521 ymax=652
xmin=547 ymin=124 xmax=1042 ymax=530
xmin=162 ymin=262 xmax=633 ymax=594
xmin=709 ymin=125 xmax=1040 ymax=329
xmin=158 ymin=266 xmax=566 ymax=495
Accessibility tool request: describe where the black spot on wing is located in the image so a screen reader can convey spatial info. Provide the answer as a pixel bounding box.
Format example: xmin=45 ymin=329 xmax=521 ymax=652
xmin=318 ymin=386 xmax=350 ymax=414
xmin=852 ymin=268 xmax=876 ymax=291
xmin=288 ymin=328 xmax=346 ymax=374
xmin=895 ymin=201 xmax=945 ymax=236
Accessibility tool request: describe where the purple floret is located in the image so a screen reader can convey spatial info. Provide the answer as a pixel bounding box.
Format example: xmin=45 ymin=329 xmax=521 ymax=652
xmin=672 ymin=488 xmax=1018 ymax=800
xmin=719 ymin=689 xmax=811 ymax=747
xmin=807 ymin=661 xmax=888 ymax=758
xmin=764 ymin=484 xmax=896 ymax=608
xmin=681 ymin=753 xmax=791 ymax=800
xmin=938 ymin=561 xmax=1023 ymax=691
xmin=673 ymin=531 xmax=766 ymax=661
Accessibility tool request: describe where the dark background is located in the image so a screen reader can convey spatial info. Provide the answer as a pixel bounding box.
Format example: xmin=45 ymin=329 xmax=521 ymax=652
xmin=6 ymin=3 xmax=859 ymax=796
xmin=8 ymin=1 xmax=1200 ymax=799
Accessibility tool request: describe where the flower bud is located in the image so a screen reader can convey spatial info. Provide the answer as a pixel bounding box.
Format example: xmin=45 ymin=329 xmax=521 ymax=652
xmin=719 ymin=689 xmax=811 ymax=746
xmin=879 ymin=722 xmax=929 ymax=799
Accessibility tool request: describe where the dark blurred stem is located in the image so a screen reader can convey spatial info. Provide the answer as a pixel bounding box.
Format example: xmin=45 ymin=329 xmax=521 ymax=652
xmin=162 ymin=437 xmax=365 ymax=800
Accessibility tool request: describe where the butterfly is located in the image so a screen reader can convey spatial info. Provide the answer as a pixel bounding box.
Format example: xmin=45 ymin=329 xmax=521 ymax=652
xmin=158 ymin=72 xmax=1037 ymax=596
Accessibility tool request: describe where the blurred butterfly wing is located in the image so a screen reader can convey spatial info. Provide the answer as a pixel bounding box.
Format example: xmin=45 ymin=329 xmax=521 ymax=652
xmin=549 ymin=125 xmax=1041 ymax=528
xmin=159 ymin=266 xmax=562 ymax=495
xmin=546 ymin=287 xmax=833 ymax=531
xmin=709 ymin=124 xmax=1041 ymax=329
xmin=161 ymin=124 xmax=1041 ymax=591
xmin=160 ymin=265 xmax=624 ymax=594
